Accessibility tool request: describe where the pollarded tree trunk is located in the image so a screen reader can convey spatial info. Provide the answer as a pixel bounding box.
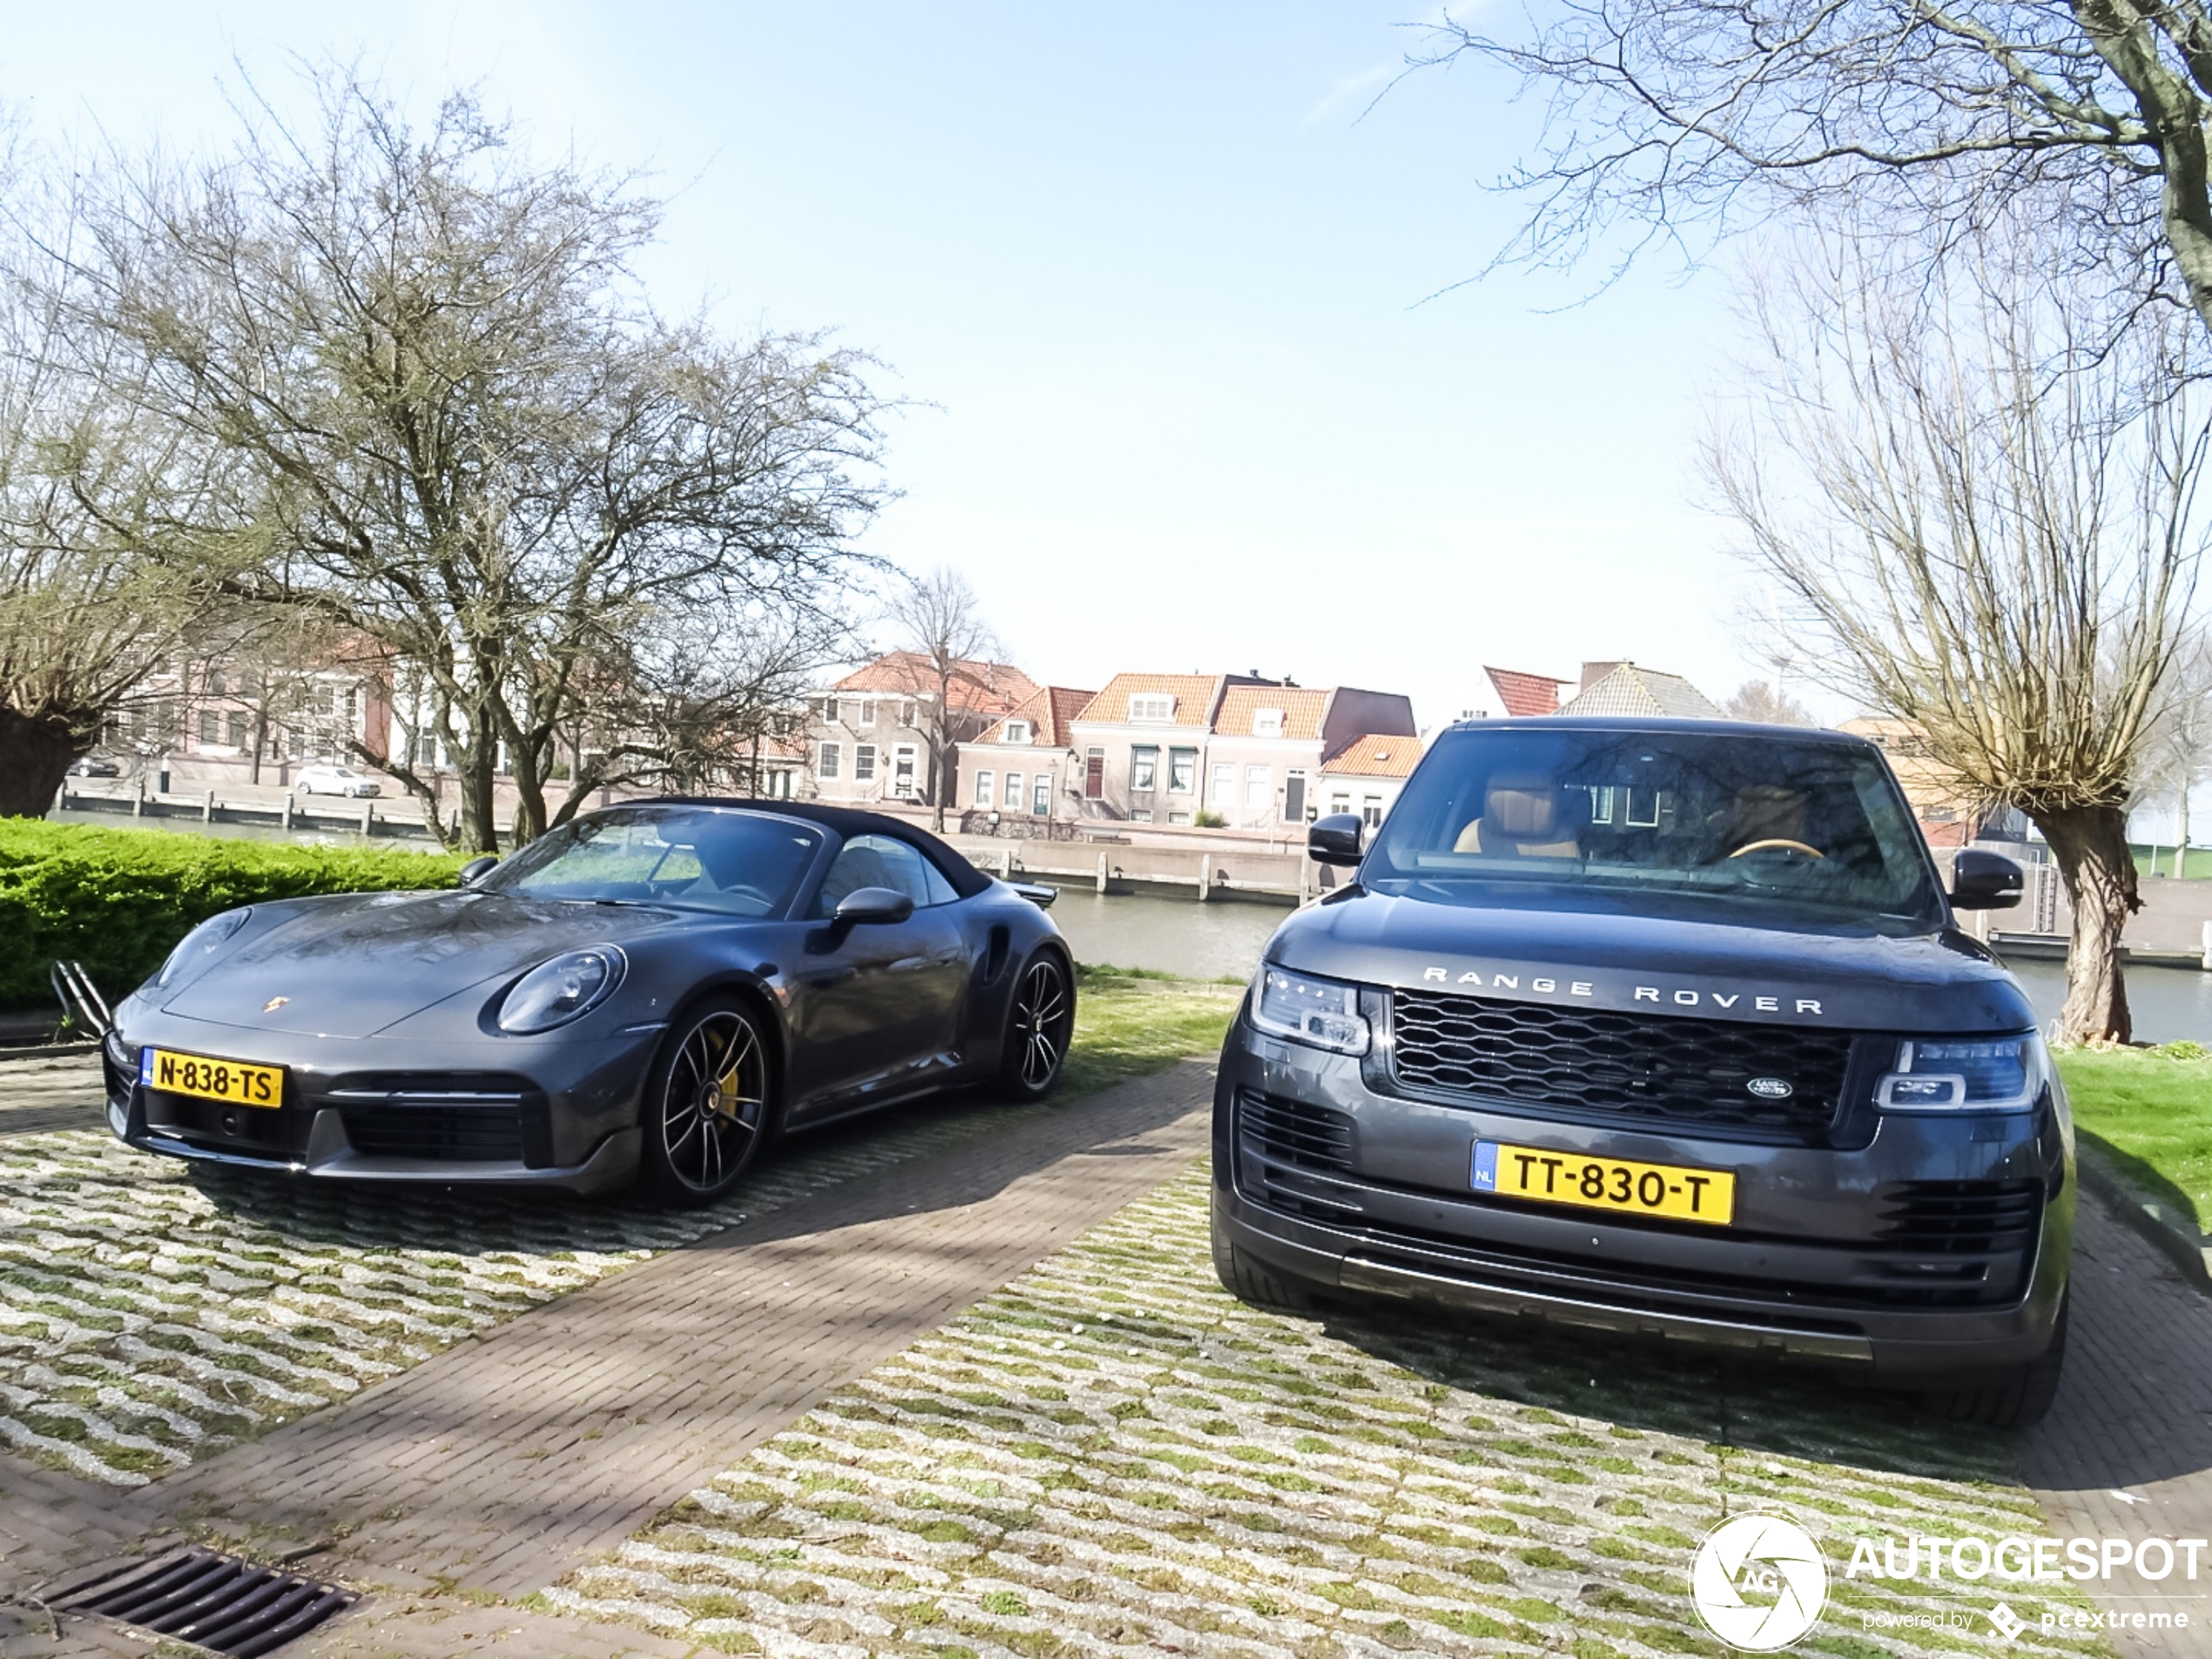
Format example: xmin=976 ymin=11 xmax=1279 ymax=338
xmin=0 ymin=707 xmax=85 ymax=818
xmin=2034 ymin=803 xmax=2139 ymax=1045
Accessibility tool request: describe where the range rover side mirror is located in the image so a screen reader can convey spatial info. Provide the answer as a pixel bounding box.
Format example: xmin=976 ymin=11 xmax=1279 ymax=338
xmin=458 ymin=855 xmax=500 ymax=887
xmin=1950 ymin=847 xmax=2024 ymax=910
xmin=834 ymin=886 xmax=916 ymax=927
xmin=1308 ymin=813 xmax=1365 ymax=867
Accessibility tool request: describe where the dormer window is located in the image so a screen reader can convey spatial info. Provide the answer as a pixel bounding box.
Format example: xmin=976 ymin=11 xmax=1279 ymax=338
xmin=1130 ymin=694 xmax=1174 ymax=724
xmin=1003 ymin=720 xmax=1032 ymax=745
xmin=1253 ymin=708 xmax=1285 ymax=738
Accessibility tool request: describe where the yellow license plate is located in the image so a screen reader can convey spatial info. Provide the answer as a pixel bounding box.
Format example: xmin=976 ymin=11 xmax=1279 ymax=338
xmin=1473 ymin=1141 xmax=1734 ymax=1226
xmin=138 ymin=1048 xmax=284 ymax=1109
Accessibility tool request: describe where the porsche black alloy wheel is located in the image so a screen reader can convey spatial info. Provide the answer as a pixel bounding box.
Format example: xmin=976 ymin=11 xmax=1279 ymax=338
xmin=999 ymin=954 xmax=1072 ymax=1100
xmin=642 ymin=999 xmax=773 ymax=1205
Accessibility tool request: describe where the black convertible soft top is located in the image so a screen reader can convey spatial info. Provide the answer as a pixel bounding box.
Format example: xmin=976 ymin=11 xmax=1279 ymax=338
xmin=639 ymin=797 xmax=994 ymax=900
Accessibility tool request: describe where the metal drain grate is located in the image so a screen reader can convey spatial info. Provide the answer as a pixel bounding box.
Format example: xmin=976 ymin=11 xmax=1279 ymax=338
xmin=52 ymin=1545 xmax=358 ymax=1656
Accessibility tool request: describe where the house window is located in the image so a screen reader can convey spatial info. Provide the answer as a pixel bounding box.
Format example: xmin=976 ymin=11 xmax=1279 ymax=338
xmin=197 ymin=709 xmax=219 ymax=745
xmin=1331 ymin=792 xmax=1351 ymax=816
xmin=818 ymin=740 xmax=842 ymax=780
xmin=900 ymin=700 xmax=917 ymax=727
xmin=859 ymin=699 xmax=876 ymax=726
xmin=854 ymin=744 xmax=877 ymax=782
xmin=1003 ymin=772 xmax=1022 ymax=814
xmin=975 ymin=771 xmax=995 ymax=809
xmin=1168 ymin=746 xmax=1196 ymax=794
xmin=1032 ymin=775 xmax=1050 ymax=815
xmin=1285 ymin=769 xmax=1307 ymax=822
xmin=1004 ymin=719 xmax=1031 ymax=745
xmin=892 ymin=745 xmax=917 ymax=795
xmin=1210 ymin=762 xmax=1234 ymax=807
xmin=1130 ymin=693 xmax=1173 ymax=724
xmin=1253 ymin=708 xmax=1285 ymax=738
xmin=1363 ymin=794 xmax=1385 ymax=829
xmin=416 ymin=735 xmax=439 ymax=767
xmin=1169 ymin=812 xmax=1190 ymax=826
xmin=1244 ymin=765 xmax=1270 ymax=810
xmin=1130 ymin=745 xmax=1158 ymax=792
xmin=226 ymin=711 xmax=248 ymax=748
xmin=1084 ymin=747 xmax=1104 ymax=799
xmin=1131 ymin=808 xmax=1153 ymax=823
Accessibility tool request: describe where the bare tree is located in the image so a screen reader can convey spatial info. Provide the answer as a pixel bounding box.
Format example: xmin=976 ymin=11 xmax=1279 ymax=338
xmin=1421 ymin=3 xmax=2212 ymax=340
xmin=0 ymin=160 xmax=258 ymax=816
xmin=1722 ymin=678 xmax=1815 ymax=726
xmin=2141 ymin=631 xmax=2212 ymax=874
xmin=880 ymin=568 xmax=1006 ymax=832
xmin=47 ymin=71 xmax=886 ymax=851
xmin=1710 ymin=232 xmax=2206 ymax=1042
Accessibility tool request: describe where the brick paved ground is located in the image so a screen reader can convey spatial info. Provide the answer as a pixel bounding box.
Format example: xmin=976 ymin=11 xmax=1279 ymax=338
xmin=2022 ymin=1199 xmax=2212 ymax=1659
xmin=0 ymin=1059 xmax=1217 ymax=1657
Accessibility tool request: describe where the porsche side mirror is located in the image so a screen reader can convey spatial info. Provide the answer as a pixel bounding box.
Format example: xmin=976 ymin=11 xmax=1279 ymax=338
xmin=834 ymin=886 xmax=915 ymax=926
xmin=1308 ymin=813 xmax=1365 ymax=867
xmin=458 ymin=855 xmax=500 ymax=887
xmin=1950 ymin=847 xmax=2024 ymax=910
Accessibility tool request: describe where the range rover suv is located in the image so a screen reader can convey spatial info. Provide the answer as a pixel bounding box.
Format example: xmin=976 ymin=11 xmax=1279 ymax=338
xmin=1211 ymin=718 xmax=2069 ymax=1426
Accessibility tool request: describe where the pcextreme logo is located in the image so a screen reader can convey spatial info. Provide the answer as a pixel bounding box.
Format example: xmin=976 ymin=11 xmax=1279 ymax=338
xmin=1689 ymin=1514 xmax=1830 ymax=1651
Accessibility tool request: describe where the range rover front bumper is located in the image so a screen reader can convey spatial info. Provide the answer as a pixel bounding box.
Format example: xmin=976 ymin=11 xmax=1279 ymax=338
xmin=1211 ymin=1015 xmax=2074 ymax=1383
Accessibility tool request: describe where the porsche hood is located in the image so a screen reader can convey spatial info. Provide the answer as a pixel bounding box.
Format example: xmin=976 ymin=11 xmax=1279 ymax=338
xmin=155 ymin=890 xmax=685 ymax=1038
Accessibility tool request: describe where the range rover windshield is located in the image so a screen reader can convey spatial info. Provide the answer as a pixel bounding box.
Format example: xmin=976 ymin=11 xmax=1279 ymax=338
xmin=1363 ymin=726 xmax=1942 ymax=925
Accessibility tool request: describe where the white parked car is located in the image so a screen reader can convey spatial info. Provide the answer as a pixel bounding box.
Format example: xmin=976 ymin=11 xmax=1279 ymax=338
xmin=295 ymin=765 xmax=381 ymax=798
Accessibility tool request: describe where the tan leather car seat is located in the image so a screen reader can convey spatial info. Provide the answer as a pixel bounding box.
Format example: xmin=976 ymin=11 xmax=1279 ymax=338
xmin=1453 ymin=777 xmax=1587 ymax=858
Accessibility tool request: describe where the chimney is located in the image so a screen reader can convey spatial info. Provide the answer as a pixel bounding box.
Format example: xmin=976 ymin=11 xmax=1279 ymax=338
xmin=1581 ymin=660 xmax=1624 ymax=693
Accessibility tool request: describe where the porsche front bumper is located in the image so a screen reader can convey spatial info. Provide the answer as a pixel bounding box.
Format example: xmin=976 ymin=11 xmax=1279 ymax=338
xmin=102 ymin=1015 xmax=663 ymax=1196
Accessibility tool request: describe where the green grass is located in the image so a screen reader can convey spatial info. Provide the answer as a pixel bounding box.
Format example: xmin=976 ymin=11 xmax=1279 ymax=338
xmin=2129 ymin=841 xmax=2211 ymax=880
xmin=1061 ymin=968 xmax=1240 ymax=1097
xmin=2056 ymin=1047 xmax=2212 ymax=1232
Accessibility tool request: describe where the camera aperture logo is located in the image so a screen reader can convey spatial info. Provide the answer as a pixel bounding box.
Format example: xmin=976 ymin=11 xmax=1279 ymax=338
xmin=1690 ymin=1513 xmax=1830 ymax=1651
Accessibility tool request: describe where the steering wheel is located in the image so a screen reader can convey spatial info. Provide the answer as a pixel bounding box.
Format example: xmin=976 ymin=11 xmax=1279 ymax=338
xmin=1727 ymin=838 xmax=1824 ymax=860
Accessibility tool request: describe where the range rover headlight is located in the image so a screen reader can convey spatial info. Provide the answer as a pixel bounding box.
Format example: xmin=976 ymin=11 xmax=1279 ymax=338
xmin=1875 ymin=1033 xmax=2045 ymax=1112
xmin=1251 ymin=964 xmax=1370 ymax=1056
xmin=153 ymin=908 xmax=253 ymax=988
xmin=497 ymin=948 xmax=625 ymax=1035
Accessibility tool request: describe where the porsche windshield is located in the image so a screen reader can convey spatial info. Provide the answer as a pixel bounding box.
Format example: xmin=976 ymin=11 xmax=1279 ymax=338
xmin=485 ymin=807 xmax=821 ymax=917
xmin=1363 ymin=727 xmax=1941 ymax=924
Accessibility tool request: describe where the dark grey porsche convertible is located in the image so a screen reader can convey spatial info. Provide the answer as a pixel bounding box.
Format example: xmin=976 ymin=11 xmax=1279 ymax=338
xmin=100 ymin=801 xmax=1076 ymax=1204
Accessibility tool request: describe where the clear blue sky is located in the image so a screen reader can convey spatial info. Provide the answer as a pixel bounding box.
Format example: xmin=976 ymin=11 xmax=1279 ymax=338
xmin=1 ymin=2 xmax=1766 ymax=731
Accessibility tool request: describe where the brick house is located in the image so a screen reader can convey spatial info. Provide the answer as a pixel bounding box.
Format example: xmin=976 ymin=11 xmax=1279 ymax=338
xmin=1318 ymin=733 xmax=1425 ymax=828
xmin=803 ymin=651 xmax=1039 ymax=809
xmin=1049 ymin=672 xmax=1419 ymax=829
xmin=954 ymin=686 xmax=1098 ymax=824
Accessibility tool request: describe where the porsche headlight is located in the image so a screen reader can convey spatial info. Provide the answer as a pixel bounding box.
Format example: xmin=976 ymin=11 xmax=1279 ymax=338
xmin=1875 ymin=1034 xmax=2046 ymax=1112
xmin=1251 ymin=964 xmax=1370 ymax=1056
xmin=153 ymin=908 xmax=253 ymax=989
xmin=496 ymin=948 xmax=625 ymax=1035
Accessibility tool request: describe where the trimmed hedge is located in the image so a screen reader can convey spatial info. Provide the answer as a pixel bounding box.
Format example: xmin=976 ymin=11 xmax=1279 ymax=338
xmin=0 ymin=820 xmax=465 ymax=1010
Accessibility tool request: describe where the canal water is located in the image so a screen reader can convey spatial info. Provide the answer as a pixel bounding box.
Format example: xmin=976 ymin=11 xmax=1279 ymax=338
xmin=1049 ymin=890 xmax=2212 ymax=1044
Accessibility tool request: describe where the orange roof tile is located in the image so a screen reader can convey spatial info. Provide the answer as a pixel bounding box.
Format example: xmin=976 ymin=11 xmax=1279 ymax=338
xmin=1484 ymin=666 xmax=1571 ymax=718
xmin=976 ymin=685 xmax=1098 ymax=747
xmin=1075 ymin=673 xmax=1225 ymax=728
xmin=1323 ymin=734 xmax=1424 ymax=779
xmin=1214 ymin=685 xmax=1331 ymax=739
xmin=836 ymin=651 xmax=1040 ymax=713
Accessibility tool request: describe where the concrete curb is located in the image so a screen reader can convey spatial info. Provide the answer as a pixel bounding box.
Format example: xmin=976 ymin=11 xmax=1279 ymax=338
xmin=2076 ymin=1136 xmax=2212 ymax=1291
xmin=0 ymin=1042 xmax=97 ymax=1063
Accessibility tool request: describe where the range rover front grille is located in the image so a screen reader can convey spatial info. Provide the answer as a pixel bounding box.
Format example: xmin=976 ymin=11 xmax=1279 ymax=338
xmin=1390 ymin=990 xmax=1856 ymax=1142
xmin=1236 ymin=1090 xmax=1354 ymax=1177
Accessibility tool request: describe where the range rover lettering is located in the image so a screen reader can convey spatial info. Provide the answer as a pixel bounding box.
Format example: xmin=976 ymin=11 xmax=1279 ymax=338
xmin=1211 ymin=718 xmax=2068 ymax=1427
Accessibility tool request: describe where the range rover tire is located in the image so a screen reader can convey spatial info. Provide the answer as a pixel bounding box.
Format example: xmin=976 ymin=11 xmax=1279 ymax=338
xmin=1210 ymin=1197 xmax=1316 ymax=1312
xmin=1919 ymin=1293 xmax=2068 ymax=1430
xmin=996 ymin=950 xmax=1074 ymax=1101
xmin=639 ymin=996 xmax=778 ymax=1208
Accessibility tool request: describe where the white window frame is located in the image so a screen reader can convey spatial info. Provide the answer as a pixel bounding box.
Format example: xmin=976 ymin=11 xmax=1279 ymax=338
xmin=1130 ymin=744 xmax=1158 ymax=792
xmin=1004 ymin=720 xmax=1032 ymax=745
xmin=1168 ymin=745 xmax=1197 ymax=795
xmin=1253 ymin=707 xmax=1285 ymax=738
xmin=1003 ymin=772 xmax=1023 ymax=814
xmin=853 ymin=744 xmax=877 ymax=783
xmin=1129 ymin=693 xmax=1173 ymax=724
xmin=975 ymin=771 xmax=995 ymax=809
xmin=892 ymin=744 xmax=917 ymax=796
xmin=1211 ymin=762 xmax=1235 ymax=808
xmin=1244 ymin=765 xmax=1270 ymax=810
xmin=818 ymin=740 xmax=842 ymax=780
xmin=1032 ymin=774 xmax=1050 ymax=815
